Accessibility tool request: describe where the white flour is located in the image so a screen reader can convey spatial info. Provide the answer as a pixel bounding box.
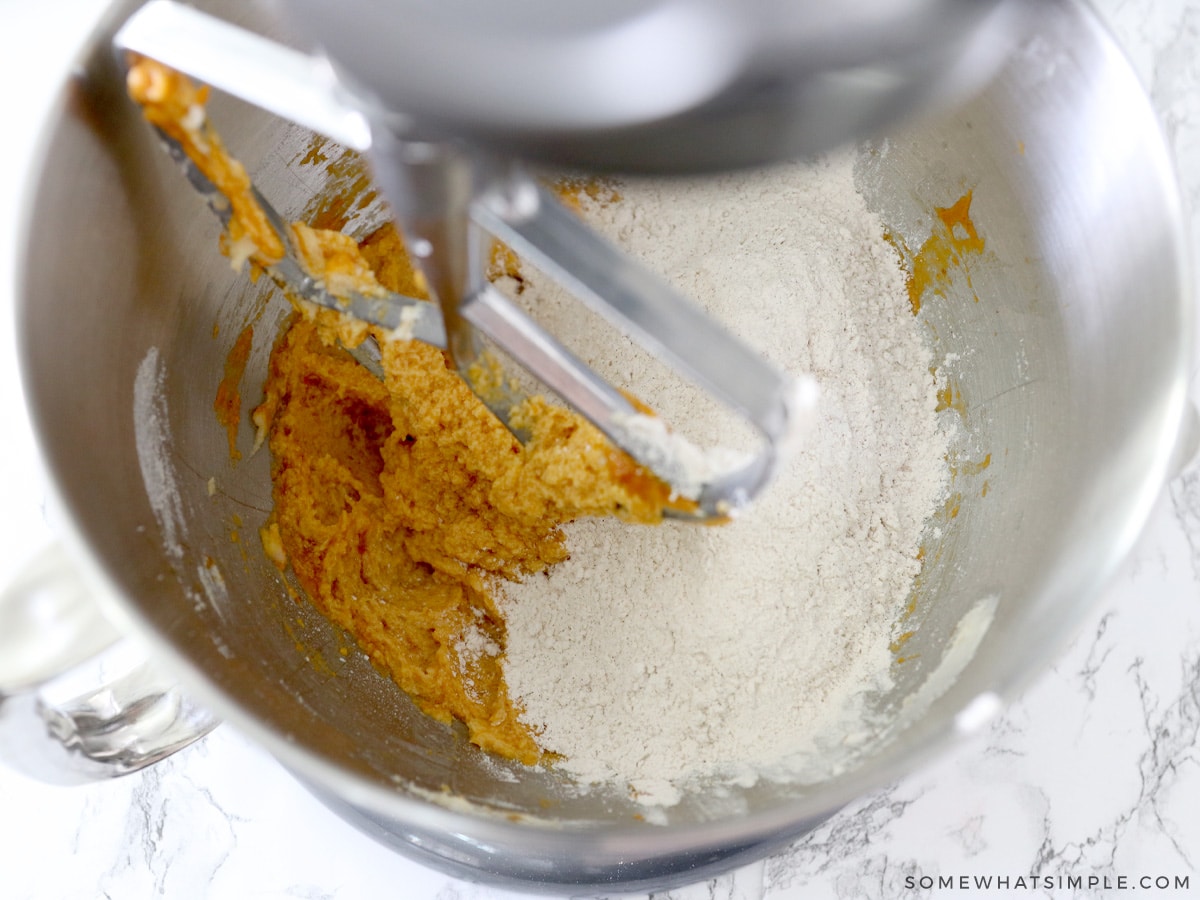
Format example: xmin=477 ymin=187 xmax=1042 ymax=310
xmin=495 ymin=152 xmax=949 ymax=806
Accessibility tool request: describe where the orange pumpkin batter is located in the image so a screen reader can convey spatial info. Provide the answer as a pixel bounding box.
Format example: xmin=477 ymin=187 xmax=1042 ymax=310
xmin=128 ymin=58 xmax=673 ymax=763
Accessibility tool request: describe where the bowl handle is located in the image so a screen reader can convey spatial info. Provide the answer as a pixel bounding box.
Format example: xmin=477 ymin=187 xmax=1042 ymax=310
xmin=0 ymin=543 xmax=219 ymax=784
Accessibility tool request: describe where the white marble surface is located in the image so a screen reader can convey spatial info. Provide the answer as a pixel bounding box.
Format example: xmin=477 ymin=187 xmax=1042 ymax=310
xmin=2 ymin=1 xmax=1199 ymax=897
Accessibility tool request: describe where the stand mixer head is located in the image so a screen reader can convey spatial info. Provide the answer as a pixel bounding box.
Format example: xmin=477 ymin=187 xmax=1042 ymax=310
xmin=281 ymin=0 xmax=1028 ymax=172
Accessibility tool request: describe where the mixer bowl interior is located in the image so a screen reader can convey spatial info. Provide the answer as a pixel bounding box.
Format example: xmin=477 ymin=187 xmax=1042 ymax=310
xmin=14 ymin=0 xmax=1189 ymax=888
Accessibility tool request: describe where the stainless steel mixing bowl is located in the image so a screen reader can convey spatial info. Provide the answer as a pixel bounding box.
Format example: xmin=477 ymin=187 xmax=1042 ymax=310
xmin=6 ymin=0 xmax=1191 ymax=891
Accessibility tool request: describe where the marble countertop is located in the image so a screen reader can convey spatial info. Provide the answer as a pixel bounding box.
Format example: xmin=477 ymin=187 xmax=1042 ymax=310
xmin=1 ymin=1 xmax=1198 ymax=897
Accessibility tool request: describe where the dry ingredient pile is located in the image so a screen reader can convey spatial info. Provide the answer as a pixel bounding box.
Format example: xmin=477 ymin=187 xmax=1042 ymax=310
xmin=493 ymin=159 xmax=950 ymax=802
